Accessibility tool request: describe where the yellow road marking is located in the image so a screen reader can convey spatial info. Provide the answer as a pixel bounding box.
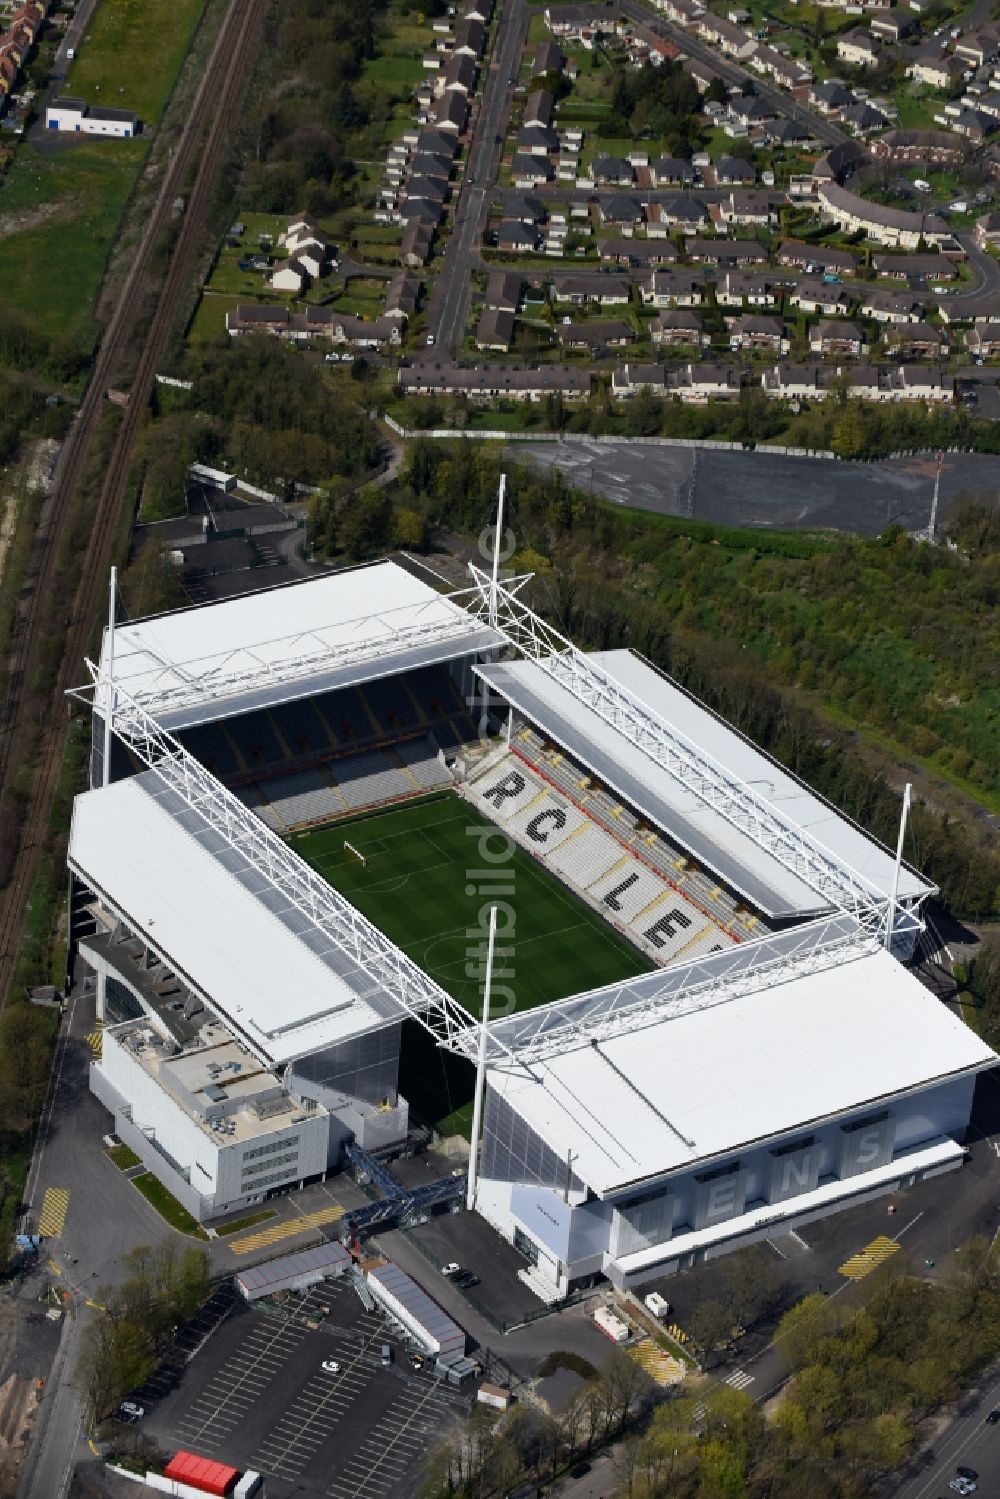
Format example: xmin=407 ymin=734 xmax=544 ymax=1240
xmin=227 ymin=1202 xmax=344 ymax=1255
xmin=86 ymin=1029 xmax=103 ymax=1058
xmin=665 ymin=1322 xmax=689 ymax=1344
xmin=38 ymin=1188 xmax=70 ymax=1238
xmin=630 ymin=1338 xmax=685 ymax=1387
xmin=838 ymin=1235 xmax=900 ymax=1280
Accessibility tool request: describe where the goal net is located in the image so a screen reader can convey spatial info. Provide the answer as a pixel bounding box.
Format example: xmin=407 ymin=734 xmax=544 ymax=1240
xmin=343 ymin=840 xmax=367 ymax=868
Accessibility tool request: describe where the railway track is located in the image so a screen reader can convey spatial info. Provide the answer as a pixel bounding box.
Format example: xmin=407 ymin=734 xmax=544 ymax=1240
xmin=0 ymin=0 xmax=266 ymax=999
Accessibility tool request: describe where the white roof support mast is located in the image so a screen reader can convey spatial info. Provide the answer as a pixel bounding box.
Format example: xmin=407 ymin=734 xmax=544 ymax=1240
xmin=489 ymin=474 xmax=507 ymax=633
xmin=102 ymin=566 xmax=117 ymax=788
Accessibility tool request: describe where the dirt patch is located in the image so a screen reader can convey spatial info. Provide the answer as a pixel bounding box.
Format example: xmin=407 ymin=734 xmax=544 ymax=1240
xmin=0 ymin=198 xmax=77 ymax=242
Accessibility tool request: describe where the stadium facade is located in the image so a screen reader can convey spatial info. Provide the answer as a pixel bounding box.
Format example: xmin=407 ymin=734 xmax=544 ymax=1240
xmin=67 ymin=558 xmax=995 ymax=1289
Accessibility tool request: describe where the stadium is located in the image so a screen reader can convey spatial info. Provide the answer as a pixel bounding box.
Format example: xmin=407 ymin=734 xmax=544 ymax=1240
xmin=66 ymin=540 xmax=996 ymax=1294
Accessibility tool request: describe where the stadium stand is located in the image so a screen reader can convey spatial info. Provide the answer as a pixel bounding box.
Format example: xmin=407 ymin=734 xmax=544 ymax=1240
xmin=465 ymin=750 xmax=733 ymax=966
xmin=512 ymin=726 xmax=762 ymax=941
xmin=255 ymin=769 xmax=346 ymax=827
xmin=395 ymin=737 xmax=453 ymax=790
xmin=234 ymin=737 xmax=453 ymax=831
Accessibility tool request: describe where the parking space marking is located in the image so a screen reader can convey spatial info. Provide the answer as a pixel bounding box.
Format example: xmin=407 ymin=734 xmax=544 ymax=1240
xmin=326 ymin=1380 xmax=464 ymax=1499
xmin=227 ymin=1202 xmax=344 ymax=1255
xmin=173 ymin=1316 xmax=307 ymax=1447
xmin=38 ymin=1188 xmax=70 ymax=1238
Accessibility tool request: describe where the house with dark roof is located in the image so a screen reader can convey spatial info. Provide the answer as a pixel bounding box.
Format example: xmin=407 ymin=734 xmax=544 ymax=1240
xmin=476 ymin=308 xmax=516 ymax=350
xmin=486 ymin=270 xmax=523 ymax=312
xmin=728 ymin=314 xmax=788 ymax=354
xmin=809 ymin=320 xmax=866 ymax=358
xmin=651 ymin=309 xmax=707 ymax=347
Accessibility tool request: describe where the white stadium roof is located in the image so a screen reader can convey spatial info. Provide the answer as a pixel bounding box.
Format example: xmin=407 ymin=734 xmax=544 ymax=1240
xmin=68 ymin=772 xmax=412 ymax=1066
xmin=486 ymin=944 xmax=993 ymax=1197
xmin=96 ymin=561 xmax=500 ymax=730
xmin=475 ymin=650 xmax=934 ymax=920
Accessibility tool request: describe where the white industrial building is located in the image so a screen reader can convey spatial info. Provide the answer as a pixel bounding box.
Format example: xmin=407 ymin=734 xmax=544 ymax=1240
xmin=66 ymin=551 xmax=994 ymax=1285
xmin=45 ymin=97 xmax=138 ymax=137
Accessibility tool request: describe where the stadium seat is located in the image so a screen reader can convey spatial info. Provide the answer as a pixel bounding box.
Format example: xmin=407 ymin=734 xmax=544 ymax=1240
xmin=254 ymin=770 xmax=345 ymax=828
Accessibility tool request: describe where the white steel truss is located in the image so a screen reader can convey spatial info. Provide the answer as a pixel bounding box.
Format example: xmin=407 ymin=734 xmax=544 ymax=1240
xmin=452 ymin=913 xmax=879 ymax=1065
xmin=97 ymin=586 xmax=498 ymax=722
xmin=84 ymin=667 xmax=511 ymax=1062
xmin=465 ymin=565 xmax=895 ymax=934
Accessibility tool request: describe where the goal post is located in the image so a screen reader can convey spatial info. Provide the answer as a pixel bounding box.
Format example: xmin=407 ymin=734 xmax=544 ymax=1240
xmin=343 ymin=840 xmax=367 ymax=868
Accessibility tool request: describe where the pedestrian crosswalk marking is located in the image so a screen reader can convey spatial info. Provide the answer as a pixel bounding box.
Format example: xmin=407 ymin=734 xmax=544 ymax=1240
xmin=227 ymin=1202 xmax=344 ymax=1255
xmin=838 ymin=1235 xmax=900 ymax=1280
xmin=724 ymin=1368 xmax=755 ymax=1391
xmin=629 ymin=1338 xmax=685 ymax=1387
xmin=38 ymin=1188 xmax=70 ymax=1238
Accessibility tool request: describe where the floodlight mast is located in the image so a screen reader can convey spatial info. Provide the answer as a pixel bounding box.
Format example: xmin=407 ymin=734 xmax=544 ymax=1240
xmin=102 ymin=567 xmax=117 ymax=788
xmin=885 ymin=782 xmax=912 ymax=954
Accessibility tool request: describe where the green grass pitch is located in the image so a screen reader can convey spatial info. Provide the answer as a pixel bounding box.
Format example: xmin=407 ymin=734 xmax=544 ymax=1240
xmin=293 ymin=793 xmax=653 ymax=1019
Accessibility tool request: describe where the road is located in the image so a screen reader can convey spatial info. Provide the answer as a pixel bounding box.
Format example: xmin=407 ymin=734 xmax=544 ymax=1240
xmin=425 ymin=0 xmax=529 ymax=353
xmin=893 ymin=1366 xmax=1000 ymax=1499
xmin=511 ymin=441 xmax=1000 ymax=537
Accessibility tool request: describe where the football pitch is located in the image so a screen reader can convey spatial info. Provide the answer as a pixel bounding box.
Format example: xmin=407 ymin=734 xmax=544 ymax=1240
xmin=293 ymin=792 xmax=653 ymax=1019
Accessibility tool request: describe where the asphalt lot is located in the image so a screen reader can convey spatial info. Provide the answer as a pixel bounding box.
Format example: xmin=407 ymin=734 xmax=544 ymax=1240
xmin=146 ymin=1278 xmax=467 ymax=1499
xmin=512 ymin=443 xmax=1000 ymax=537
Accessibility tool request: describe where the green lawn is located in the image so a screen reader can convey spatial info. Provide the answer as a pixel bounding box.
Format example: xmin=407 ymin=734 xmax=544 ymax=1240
xmin=0 ymin=140 xmax=145 ymax=348
xmin=68 ymin=0 xmax=207 ymax=123
xmin=132 ymin=1172 xmax=209 ymax=1237
xmin=105 ymin=1144 xmax=141 ymax=1170
xmin=187 ymin=291 xmax=241 ymax=342
xmin=293 ymin=793 xmax=652 ymax=1019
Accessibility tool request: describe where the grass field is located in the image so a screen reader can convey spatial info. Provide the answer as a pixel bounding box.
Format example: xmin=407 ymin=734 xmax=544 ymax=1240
xmin=294 ymin=794 xmax=652 ymax=1020
xmin=294 ymin=793 xmax=652 ymax=1137
xmin=68 ymin=0 xmax=206 ymax=122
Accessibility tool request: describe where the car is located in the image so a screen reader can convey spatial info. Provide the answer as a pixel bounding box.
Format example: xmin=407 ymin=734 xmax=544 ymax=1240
xmin=322 ymin=1358 xmax=341 ymax=1374
xmin=987 ymin=1409 xmax=1000 ymax=1423
xmin=957 ymin=1470 xmax=979 ymax=1483
xmin=441 ymin=1262 xmax=462 ymax=1276
xmin=119 ymin=1401 xmax=144 ymax=1421
xmin=454 ymin=1271 xmax=480 ymax=1288
xmin=426 ymin=333 xmax=435 ymax=346
xmin=950 ymin=1479 xmax=976 ymax=1496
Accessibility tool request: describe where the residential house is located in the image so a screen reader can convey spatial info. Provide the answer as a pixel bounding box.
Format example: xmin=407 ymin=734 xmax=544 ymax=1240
xmin=592 ymin=155 xmax=635 ymax=185
xmin=533 ymin=40 xmax=565 ymax=75
xmin=497 ymin=218 xmax=541 ymax=252
xmin=936 ymin=294 xmax=1000 ymax=324
xmin=551 ymin=273 xmax=630 ymax=305
xmin=965 ymin=323 xmax=1000 ymax=356
xmin=809 ymin=80 xmax=853 ymax=115
xmin=45 ymin=98 xmax=139 ymax=138
xmin=649 ymin=156 xmax=693 ymax=186
xmin=951 ymin=109 xmax=997 ymax=142
xmin=524 ymin=89 xmax=555 ymax=128
xmin=401 ymin=222 xmax=434 ymax=266
xmin=777 ymin=240 xmax=859 ymax=274
xmin=974 ymin=210 xmax=1000 ymax=248
xmin=651 ymin=309 xmax=707 ymax=347
xmin=716 ymin=271 xmax=778 ymax=308
xmin=857 ymin=286 xmax=923 ymax=323
xmin=543 ymin=5 xmax=626 ymax=40
xmin=837 ymin=30 xmax=881 ymax=67
xmin=441 ymin=54 xmax=477 ymax=94
xmin=485 ymin=271 xmax=523 ymax=312
xmin=598 ymin=239 xmax=679 ymax=266
xmin=269 ymin=259 xmax=308 ymax=294
xmin=611 ymin=363 xmax=669 ymax=397
xmin=517 ymin=123 xmax=558 ymax=154
xmin=720 ymin=189 xmax=776 ymax=226
xmin=476 ymin=308 xmax=516 ymax=351
xmin=870 ymin=13 xmax=915 ymax=41
xmin=556 ymin=319 xmax=636 ymax=349
xmin=886 ymin=366 xmax=953 ymax=401
xmin=686 ymin=237 xmax=766 ymax=264
xmin=883 ymin=322 xmax=946 ymax=358
xmin=816 ymin=183 xmax=950 ymax=248
xmin=649 ymin=194 xmax=709 ymax=233
xmin=730 ymin=94 xmax=780 ymax=128
xmin=953 ymin=30 xmax=1000 ymax=68
xmin=385 ymin=273 xmax=419 ymax=320
xmin=715 ymin=156 xmax=756 ymax=185
xmin=641 ymin=271 xmax=705 ymax=307
xmin=673 ymin=362 xmax=742 ymax=401
xmin=768 ymin=118 xmax=811 ymax=147
xmin=453 ymin=17 xmax=485 ymax=54
xmin=789 ymin=279 xmax=854 ymax=316
xmin=728 ymin=314 xmax=788 ymax=354
xmin=653 ymin=0 xmax=704 ymax=25
xmin=905 ymin=49 xmax=965 ymax=90
xmin=868 ymin=127 xmax=963 ymax=162
xmin=750 ymin=45 xmax=811 ymax=88
xmin=696 ymin=13 xmax=757 ymax=57
xmin=809 ymin=320 xmax=866 ymax=357
xmin=511 ymin=153 xmax=553 ymax=187
xmin=597 ymin=194 xmax=644 ymax=229
xmin=761 ymin=364 xmax=831 ymax=401
xmin=842 ymin=102 xmax=889 ymax=134
xmin=399 ymin=362 xmax=591 ymax=400
xmin=429 ymin=91 xmax=468 ymax=132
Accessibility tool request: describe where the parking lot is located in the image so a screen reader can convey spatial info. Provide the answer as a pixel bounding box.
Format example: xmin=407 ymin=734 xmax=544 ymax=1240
xmin=146 ymin=1277 xmax=468 ymax=1499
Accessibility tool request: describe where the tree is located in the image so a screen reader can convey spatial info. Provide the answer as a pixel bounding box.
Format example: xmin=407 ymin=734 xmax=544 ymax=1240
xmin=392 ymin=506 xmax=427 ymax=550
xmin=0 ymin=1003 xmax=56 ymax=1135
xmin=774 ymin=1292 xmax=840 ymax=1370
xmin=687 ymin=1297 xmax=731 ymax=1363
xmin=338 ymin=485 xmax=393 ymax=560
xmin=705 ymin=76 xmax=728 ymax=105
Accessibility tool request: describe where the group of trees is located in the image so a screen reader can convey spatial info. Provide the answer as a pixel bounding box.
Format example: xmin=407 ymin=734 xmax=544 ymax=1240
xmin=79 ymin=1243 xmax=211 ymax=1424
xmin=308 ymin=482 xmax=426 ymax=561
xmin=961 ymin=934 xmax=1000 ymax=1050
xmin=421 ymin=1347 xmax=657 ymax=1498
xmin=0 ymin=1000 xmax=56 ymax=1238
xmin=390 ymin=445 xmax=1000 ymax=919
xmin=610 ymin=60 xmax=703 ymax=155
xmin=136 ymin=341 xmax=382 ymax=516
